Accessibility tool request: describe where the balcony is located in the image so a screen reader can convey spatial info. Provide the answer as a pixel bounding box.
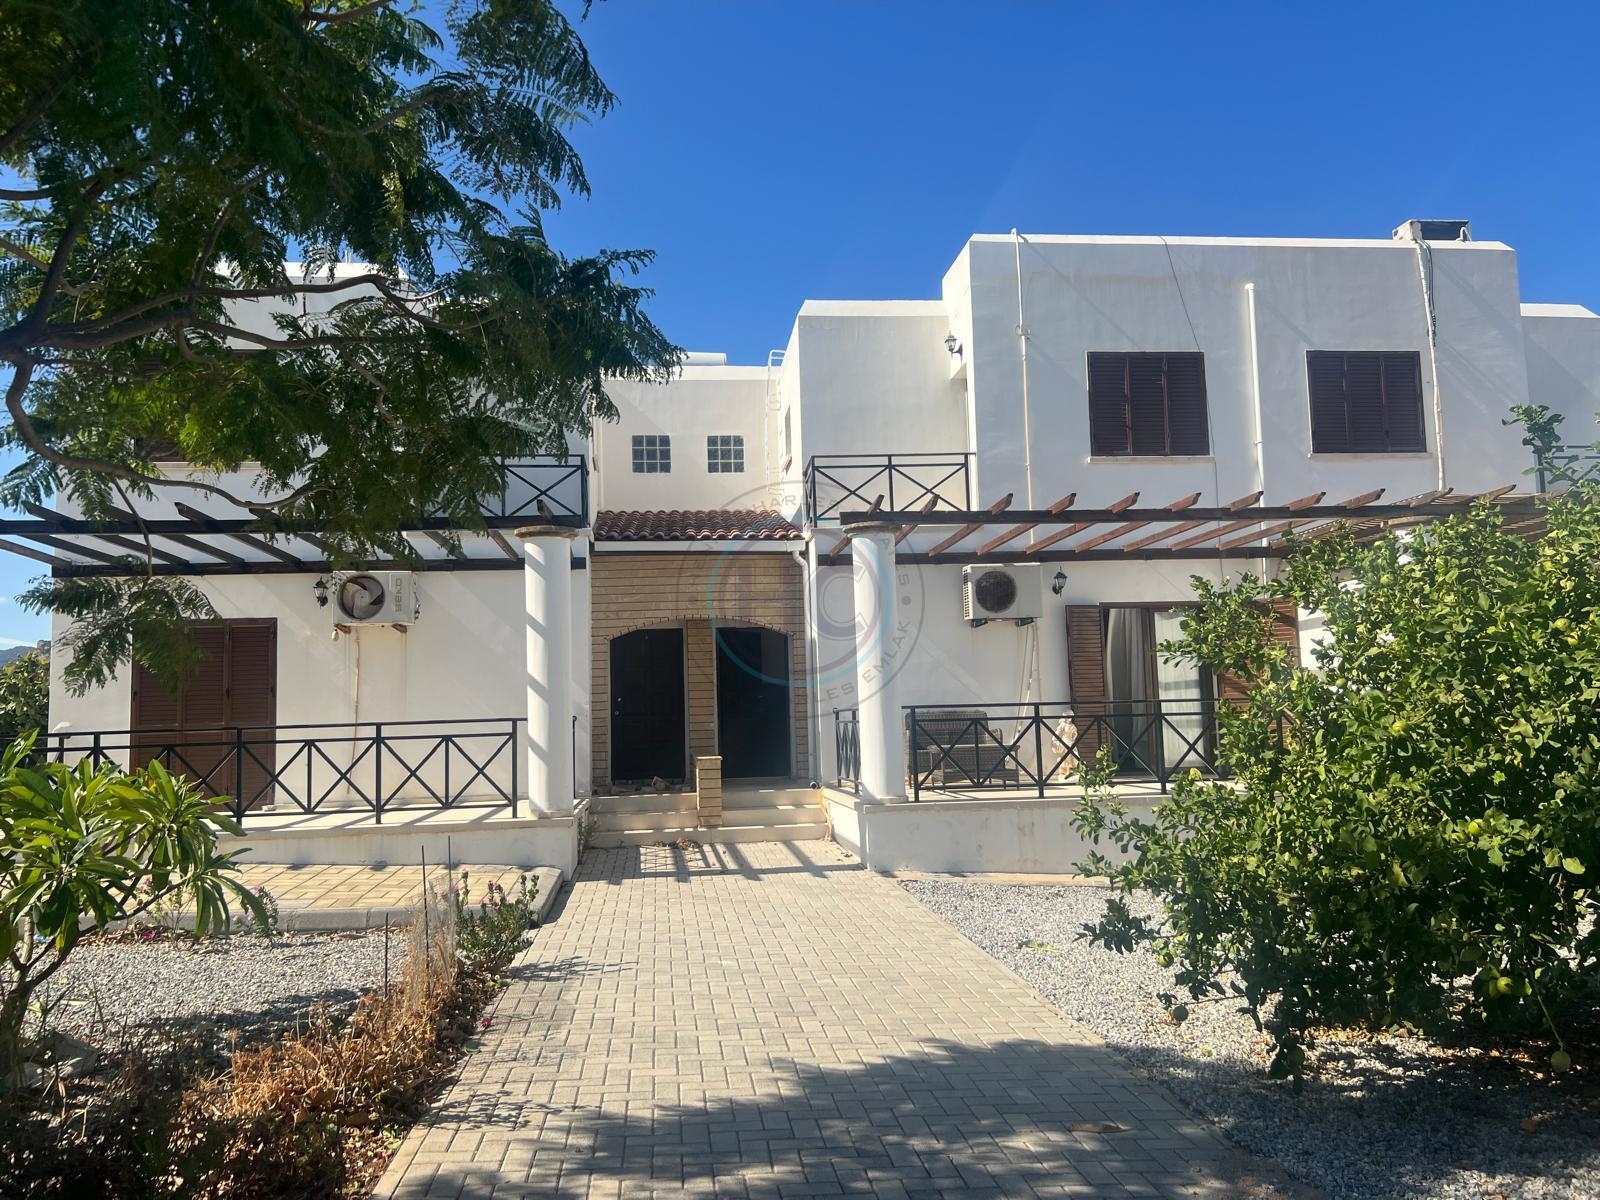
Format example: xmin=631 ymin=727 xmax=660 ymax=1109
xmin=802 ymin=453 xmax=971 ymax=525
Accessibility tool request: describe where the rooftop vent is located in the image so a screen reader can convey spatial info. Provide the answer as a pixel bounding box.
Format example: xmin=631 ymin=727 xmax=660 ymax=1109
xmin=1393 ymin=219 xmax=1472 ymax=243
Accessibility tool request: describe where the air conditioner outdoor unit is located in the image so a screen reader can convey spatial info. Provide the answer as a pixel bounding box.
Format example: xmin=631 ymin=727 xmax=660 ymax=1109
xmin=334 ymin=571 xmax=417 ymax=626
xmin=961 ymin=565 xmax=1041 ymax=626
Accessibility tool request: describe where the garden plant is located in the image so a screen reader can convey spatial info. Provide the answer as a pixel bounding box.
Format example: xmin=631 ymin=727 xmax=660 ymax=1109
xmin=1075 ymin=485 xmax=1600 ymax=1079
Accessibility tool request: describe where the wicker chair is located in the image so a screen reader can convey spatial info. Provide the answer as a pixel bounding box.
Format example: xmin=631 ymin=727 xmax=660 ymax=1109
xmin=905 ymin=709 xmax=1021 ymax=788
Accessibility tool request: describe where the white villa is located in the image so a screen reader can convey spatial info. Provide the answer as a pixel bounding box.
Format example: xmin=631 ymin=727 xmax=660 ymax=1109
xmin=26 ymin=220 xmax=1600 ymax=878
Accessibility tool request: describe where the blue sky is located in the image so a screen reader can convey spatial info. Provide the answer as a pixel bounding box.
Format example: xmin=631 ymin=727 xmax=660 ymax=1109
xmin=3 ymin=0 xmax=1597 ymax=645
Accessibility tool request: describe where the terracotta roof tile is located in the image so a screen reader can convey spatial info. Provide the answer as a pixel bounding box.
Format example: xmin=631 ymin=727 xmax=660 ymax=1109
xmin=593 ymin=508 xmax=801 ymax=542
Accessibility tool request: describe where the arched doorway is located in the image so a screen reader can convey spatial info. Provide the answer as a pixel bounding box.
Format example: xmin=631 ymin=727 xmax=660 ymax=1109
xmin=714 ymin=626 xmax=792 ymax=778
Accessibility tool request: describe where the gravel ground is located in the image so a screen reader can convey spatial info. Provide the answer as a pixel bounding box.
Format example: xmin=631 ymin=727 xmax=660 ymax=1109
xmin=903 ymin=879 xmax=1600 ymax=1200
xmin=41 ymin=930 xmax=397 ymax=1056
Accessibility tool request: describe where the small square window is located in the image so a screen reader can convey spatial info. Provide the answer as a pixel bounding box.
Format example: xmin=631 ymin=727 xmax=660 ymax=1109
xmin=631 ymin=434 xmax=671 ymax=473
xmin=707 ymin=434 xmax=745 ymax=473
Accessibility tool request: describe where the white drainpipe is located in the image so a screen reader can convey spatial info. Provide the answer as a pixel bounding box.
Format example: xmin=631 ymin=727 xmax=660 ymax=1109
xmin=1012 ymin=229 xmax=1036 ymax=518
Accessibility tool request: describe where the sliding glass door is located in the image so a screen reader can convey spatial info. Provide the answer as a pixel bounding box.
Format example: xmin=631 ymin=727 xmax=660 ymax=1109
xmin=1103 ymin=606 xmax=1215 ymax=777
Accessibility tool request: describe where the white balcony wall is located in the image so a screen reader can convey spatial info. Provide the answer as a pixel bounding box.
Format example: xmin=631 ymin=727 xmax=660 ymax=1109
xmin=1522 ymin=303 xmax=1600 ymax=437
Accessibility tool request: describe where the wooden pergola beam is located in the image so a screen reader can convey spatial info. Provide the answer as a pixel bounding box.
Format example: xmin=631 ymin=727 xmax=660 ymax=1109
xmin=1065 ymin=492 xmax=1201 ymax=553
xmin=1214 ymin=488 xmax=1385 ymax=551
xmin=486 ymin=529 xmax=520 ymax=560
xmin=1024 ymin=492 xmax=1140 ymax=555
xmin=422 ymin=530 xmax=466 ymax=560
xmin=0 ymin=538 xmax=70 ymax=568
xmin=894 ymin=495 xmax=941 ymax=547
xmin=1119 ymin=491 xmax=1263 ymax=552
xmin=826 ymin=494 xmax=884 ymax=557
xmin=1166 ymin=491 xmax=1327 ymax=551
xmin=924 ymin=493 xmax=1013 ymax=556
xmin=975 ymin=493 xmax=1076 ymax=554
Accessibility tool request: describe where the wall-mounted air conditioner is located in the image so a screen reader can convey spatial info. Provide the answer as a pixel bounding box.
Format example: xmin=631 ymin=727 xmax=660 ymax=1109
xmin=334 ymin=571 xmax=418 ymax=626
xmin=961 ymin=565 xmax=1041 ymax=626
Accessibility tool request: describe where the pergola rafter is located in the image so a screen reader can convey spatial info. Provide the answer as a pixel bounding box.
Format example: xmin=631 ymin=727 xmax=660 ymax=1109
xmin=816 ymin=483 xmax=1545 ymax=566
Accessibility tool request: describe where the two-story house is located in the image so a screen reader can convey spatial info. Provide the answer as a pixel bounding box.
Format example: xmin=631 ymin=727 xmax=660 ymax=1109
xmin=27 ymin=219 xmax=1599 ymax=876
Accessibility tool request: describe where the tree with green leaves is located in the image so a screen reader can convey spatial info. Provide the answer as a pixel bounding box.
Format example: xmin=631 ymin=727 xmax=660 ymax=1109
xmin=0 ymin=651 xmax=47 ymax=749
xmin=1076 ymin=488 xmax=1600 ymax=1078
xmin=0 ymin=0 xmax=676 ymax=693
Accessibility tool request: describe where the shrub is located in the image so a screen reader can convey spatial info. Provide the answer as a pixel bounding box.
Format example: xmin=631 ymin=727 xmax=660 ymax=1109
xmin=1076 ymin=492 xmax=1600 ymax=1077
xmin=0 ymin=651 xmax=48 ymax=750
xmin=452 ymin=870 xmax=540 ymax=973
xmin=0 ymin=740 xmax=263 ymax=1089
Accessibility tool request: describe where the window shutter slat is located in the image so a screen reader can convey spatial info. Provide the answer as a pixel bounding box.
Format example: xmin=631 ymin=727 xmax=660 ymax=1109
xmin=1065 ymin=605 xmax=1106 ymax=761
xmin=1164 ymin=353 xmax=1210 ymax=455
xmin=1307 ymin=351 xmax=1349 ymax=453
xmin=1344 ymin=353 xmax=1386 ymax=453
xmin=1087 ymin=354 xmax=1129 ymax=455
xmin=1127 ymin=357 xmax=1168 ymax=455
xmin=1381 ymin=352 xmax=1425 ymax=452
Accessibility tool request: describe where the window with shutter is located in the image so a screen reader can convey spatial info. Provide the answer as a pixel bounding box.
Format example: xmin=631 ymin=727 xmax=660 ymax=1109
xmin=1086 ymin=352 xmax=1210 ymax=457
xmin=1306 ymin=351 xmax=1426 ymax=453
xmin=131 ymin=620 xmax=277 ymax=807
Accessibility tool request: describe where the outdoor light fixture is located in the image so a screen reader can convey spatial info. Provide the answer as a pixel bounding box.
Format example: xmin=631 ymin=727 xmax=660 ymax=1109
xmin=313 ymin=576 xmax=330 ymax=607
xmin=944 ymin=332 xmax=962 ymax=357
xmin=1051 ymin=569 xmax=1067 ymax=596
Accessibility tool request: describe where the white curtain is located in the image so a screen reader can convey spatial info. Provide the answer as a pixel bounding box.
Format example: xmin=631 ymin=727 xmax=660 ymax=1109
xmin=1105 ymin=608 xmax=1153 ymax=772
xmin=1153 ymin=609 xmax=1204 ymax=772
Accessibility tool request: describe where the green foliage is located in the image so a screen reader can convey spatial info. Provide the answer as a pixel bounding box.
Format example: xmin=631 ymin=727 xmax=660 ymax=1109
xmin=451 ymin=868 xmax=539 ymax=973
xmin=1075 ymin=491 xmax=1600 ymax=1075
xmin=0 ymin=650 xmax=48 ymax=747
xmin=0 ymin=0 xmax=677 ymax=685
xmin=19 ymin=575 xmax=215 ymax=696
xmin=0 ymin=738 xmax=263 ymax=1088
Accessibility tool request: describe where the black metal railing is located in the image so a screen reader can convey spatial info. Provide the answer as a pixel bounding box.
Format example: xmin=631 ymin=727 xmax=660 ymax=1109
xmin=833 ymin=708 xmax=860 ymax=794
xmin=905 ymin=700 xmax=1240 ymax=800
xmin=831 ymin=700 xmax=1254 ymax=800
xmin=1533 ymin=442 xmax=1600 ymax=493
xmin=42 ymin=717 xmax=523 ymax=823
xmin=803 ymin=453 xmax=972 ymax=524
xmin=476 ymin=457 xmax=588 ymax=522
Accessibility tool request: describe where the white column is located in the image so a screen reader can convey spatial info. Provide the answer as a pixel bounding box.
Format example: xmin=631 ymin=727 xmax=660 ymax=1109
xmin=517 ymin=524 xmax=580 ymax=815
xmin=850 ymin=525 xmax=907 ymax=802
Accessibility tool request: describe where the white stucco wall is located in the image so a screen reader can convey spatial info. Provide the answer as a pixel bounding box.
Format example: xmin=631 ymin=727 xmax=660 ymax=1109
xmin=1522 ymin=303 xmax=1600 ymax=439
xmin=946 ymin=234 xmax=1535 ymax=515
xmin=595 ymin=366 xmax=774 ymax=512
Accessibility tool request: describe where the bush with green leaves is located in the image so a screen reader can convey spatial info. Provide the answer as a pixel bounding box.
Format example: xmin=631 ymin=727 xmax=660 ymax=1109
xmin=0 ymin=739 xmax=263 ymax=1089
xmin=0 ymin=650 xmax=48 ymax=749
xmin=1075 ymin=490 xmax=1600 ymax=1078
xmin=451 ymin=869 xmax=540 ymax=974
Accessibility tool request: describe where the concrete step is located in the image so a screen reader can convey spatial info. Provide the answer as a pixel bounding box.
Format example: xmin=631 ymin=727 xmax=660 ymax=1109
xmin=722 ymin=786 xmax=822 ymax=810
xmin=587 ymin=821 xmax=829 ymax=849
xmin=590 ymin=792 xmax=697 ymax=815
xmin=592 ymin=807 xmax=707 ymax=833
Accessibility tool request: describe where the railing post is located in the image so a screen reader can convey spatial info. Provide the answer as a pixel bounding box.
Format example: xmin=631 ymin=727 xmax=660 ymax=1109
xmin=373 ymin=722 xmax=384 ymax=824
xmin=91 ymin=731 xmax=102 ymax=769
xmin=510 ymin=718 xmax=519 ymax=817
xmin=909 ymin=705 xmax=920 ymax=801
xmin=886 ymin=453 xmax=896 ymax=511
xmin=1033 ymin=703 xmax=1046 ymax=798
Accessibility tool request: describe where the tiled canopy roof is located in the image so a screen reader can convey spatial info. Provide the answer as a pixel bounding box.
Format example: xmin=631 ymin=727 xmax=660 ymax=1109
xmin=593 ymin=508 xmax=801 ymax=542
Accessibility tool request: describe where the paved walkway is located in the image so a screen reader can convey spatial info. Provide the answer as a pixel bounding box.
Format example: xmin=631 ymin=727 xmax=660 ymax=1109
xmin=376 ymin=843 xmax=1296 ymax=1199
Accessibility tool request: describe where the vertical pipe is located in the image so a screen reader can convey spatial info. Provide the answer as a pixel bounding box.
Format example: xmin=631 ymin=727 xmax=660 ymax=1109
xmin=1011 ymin=230 xmax=1037 ymax=518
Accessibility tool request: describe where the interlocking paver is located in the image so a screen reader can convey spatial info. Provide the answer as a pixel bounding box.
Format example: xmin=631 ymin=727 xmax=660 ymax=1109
xmin=375 ymin=842 xmax=1301 ymax=1199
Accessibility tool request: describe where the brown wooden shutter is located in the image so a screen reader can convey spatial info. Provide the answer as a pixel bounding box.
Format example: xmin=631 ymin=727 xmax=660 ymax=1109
xmin=1381 ymin=351 xmax=1425 ymax=451
xmin=1164 ymin=352 xmax=1210 ymax=455
xmin=1307 ymin=351 xmax=1349 ymax=452
xmin=1087 ymin=353 xmax=1129 ymax=455
xmin=1218 ymin=599 xmax=1300 ymax=702
xmin=227 ymin=624 xmax=277 ymax=808
xmin=1065 ymin=605 xmax=1106 ymax=760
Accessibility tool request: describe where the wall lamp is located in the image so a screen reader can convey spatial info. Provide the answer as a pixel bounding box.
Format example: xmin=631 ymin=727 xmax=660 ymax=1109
xmin=943 ymin=332 xmax=962 ymax=358
xmin=1051 ymin=569 xmax=1068 ymax=596
xmin=313 ymin=576 xmax=330 ymax=607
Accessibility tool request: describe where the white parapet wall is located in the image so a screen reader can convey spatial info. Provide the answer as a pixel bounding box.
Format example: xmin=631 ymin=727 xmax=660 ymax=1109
xmin=224 ymin=804 xmax=585 ymax=878
xmin=821 ymin=788 xmax=1159 ymax=876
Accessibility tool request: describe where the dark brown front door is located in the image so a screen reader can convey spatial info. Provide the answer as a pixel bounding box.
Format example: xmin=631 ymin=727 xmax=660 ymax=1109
xmin=131 ymin=621 xmax=277 ymax=807
xmin=609 ymin=628 xmax=686 ymax=783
